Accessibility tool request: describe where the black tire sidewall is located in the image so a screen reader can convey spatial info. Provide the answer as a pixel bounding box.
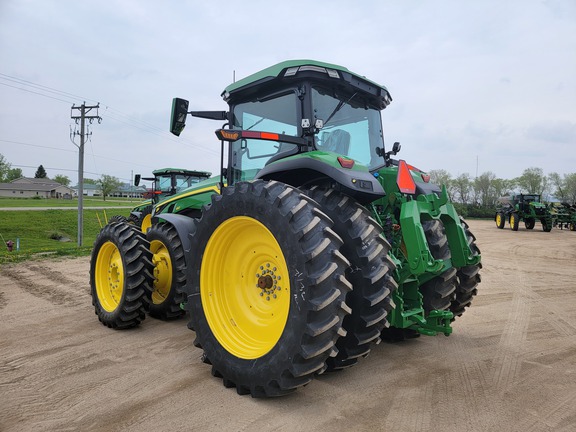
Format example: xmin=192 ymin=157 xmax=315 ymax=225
xmin=146 ymin=223 xmax=186 ymax=319
xmin=187 ymin=181 xmax=346 ymax=392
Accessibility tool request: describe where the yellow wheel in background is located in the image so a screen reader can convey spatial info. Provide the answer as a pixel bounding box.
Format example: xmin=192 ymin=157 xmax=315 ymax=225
xmin=495 ymin=212 xmax=505 ymax=229
xmin=141 ymin=214 xmax=152 ymax=233
xmin=94 ymin=241 xmax=124 ymax=312
xmin=150 ymin=239 xmax=173 ymax=305
xmin=89 ymin=222 xmax=154 ymax=329
xmin=146 ymin=223 xmax=187 ymax=320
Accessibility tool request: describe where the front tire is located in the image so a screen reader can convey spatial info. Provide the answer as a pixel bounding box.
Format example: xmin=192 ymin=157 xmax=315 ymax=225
xmin=304 ymin=186 xmax=396 ymax=370
xmin=187 ymin=180 xmax=351 ymax=397
xmin=90 ymin=222 xmax=154 ymax=329
xmin=495 ymin=212 xmax=505 ymax=229
xmin=147 ymin=223 xmax=187 ymax=320
xmin=524 ymin=218 xmax=535 ymax=230
xmin=510 ymin=212 xmax=520 ymax=231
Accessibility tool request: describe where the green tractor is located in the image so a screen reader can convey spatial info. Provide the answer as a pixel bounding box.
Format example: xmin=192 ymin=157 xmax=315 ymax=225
xmin=90 ymin=60 xmax=481 ymax=397
xmin=495 ymin=194 xmax=553 ymax=232
xmin=94 ymin=167 xmax=211 ymax=324
xmin=129 ymin=167 xmax=211 ymax=231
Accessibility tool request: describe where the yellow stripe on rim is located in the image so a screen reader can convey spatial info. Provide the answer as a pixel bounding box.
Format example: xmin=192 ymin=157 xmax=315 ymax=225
xmin=95 ymin=241 xmax=124 ymax=312
xmin=201 ymin=216 xmax=290 ymax=359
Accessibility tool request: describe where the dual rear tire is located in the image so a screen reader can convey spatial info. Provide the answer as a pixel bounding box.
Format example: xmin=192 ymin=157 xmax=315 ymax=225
xmin=186 ymin=180 xmax=352 ymax=397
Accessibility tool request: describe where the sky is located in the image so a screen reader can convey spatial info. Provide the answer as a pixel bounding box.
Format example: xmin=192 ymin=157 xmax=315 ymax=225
xmin=0 ymin=0 xmax=575 ymax=186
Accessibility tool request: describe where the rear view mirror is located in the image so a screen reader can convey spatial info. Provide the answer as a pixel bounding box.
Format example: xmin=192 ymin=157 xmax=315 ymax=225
xmin=134 ymin=174 xmax=141 ymax=187
xmin=170 ymin=98 xmax=189 ymax=136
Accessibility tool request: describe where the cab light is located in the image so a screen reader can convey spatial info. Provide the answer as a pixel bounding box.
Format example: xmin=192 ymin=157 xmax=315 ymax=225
xmin=397 ymin=160 xmax=416 ymax=194
xmin=216 ymin=130 xmax=240 ymax=141
xmin=338 ymin=157 xmax=355 ymax=169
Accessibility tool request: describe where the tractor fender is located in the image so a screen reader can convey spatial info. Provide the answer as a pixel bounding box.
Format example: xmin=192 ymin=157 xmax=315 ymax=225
xmin=255 ymin=157 xmax=385 ymax=204
xmin=151 ymin=213 xmax=196 ymax=265
xmin=415 ymin=181 xmax=441 ymax=196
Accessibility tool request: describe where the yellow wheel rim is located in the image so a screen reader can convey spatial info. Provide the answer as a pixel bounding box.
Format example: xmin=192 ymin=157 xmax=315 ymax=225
xmin=510 ymin=214 xmax=516 ymax=227
xmin=141 ymin=214 xmax=152 ymax=233
xmin=150 ymin=239 xmax=173 ymax=305
xmin=95 ymin=241 xmax=124 ymax=312
xmin=201 ymin=216 xmax=290 ymax=359
xmin=496 ymin=214 xmax=502 ymax=226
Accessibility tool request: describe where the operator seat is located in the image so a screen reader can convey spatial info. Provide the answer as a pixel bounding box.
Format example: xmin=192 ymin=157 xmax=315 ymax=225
xmin=324 ymin=129 xmax=351 ymax=155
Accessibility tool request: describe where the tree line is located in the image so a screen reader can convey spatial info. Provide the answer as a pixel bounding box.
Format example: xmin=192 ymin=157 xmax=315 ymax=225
xmin=429 ymin=167 xmax=576 ymax=218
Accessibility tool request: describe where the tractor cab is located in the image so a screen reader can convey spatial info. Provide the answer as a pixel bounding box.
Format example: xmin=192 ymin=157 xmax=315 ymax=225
xmin=171 ymin=60 xmax=393 ymax=203
xmin=135 ymin=168 xmax=211 ymax=204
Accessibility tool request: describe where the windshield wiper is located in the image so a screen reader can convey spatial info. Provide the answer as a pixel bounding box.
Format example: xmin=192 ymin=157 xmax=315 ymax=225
xmin=323 ymin=92 xmax=357 ymax=126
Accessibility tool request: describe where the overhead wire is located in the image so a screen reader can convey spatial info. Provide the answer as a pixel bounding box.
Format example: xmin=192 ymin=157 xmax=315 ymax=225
xmin=0 ymin=72 xmax=221 ymax=156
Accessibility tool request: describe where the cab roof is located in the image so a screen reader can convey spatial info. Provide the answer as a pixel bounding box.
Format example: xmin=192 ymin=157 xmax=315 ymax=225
xmin=222 ymin=59 xmax=392 ymax=108
xmin=152 ymin=168 xmax=211 ymax=177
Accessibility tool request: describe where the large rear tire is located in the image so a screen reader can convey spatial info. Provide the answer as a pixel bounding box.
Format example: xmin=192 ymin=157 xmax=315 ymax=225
xmin=186 ymin=180 xmax=351 ymax=397
xmin=146 ymin=223 xmax=187 ymax=320
xmin=419 ymin=220 xmax=457 ymax=313
xmin=304 ymin=186 xmax=396 ymax=370
xmin=451 ymin=218 xmax=481 ymax=318
xmin=90 ymin=222 xmax=154 ymax=329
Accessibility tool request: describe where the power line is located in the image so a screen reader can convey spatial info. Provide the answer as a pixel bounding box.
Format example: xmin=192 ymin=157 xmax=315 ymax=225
xmin=1 ymin=72 xmax=221 ymax=154
xmin=0 ymin=139 xmax=77 ymax=153
xmin=10 ymin=164 xmax=104 ymax=177
xmin=0 ymin=73 xmax=96 ymax=103
xmin=0 ymin=82 xmax=75 ymax=104
xmin=0 ymin=72 xmax=222 ymax=156
xmin=0 ymin=138 xmax=156 ymax=170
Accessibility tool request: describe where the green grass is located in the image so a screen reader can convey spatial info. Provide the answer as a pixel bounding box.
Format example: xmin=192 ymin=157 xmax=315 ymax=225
xmin=0 ymin=197 xmax=144 ymax=208
xmin=0 ymin=208 xmax=132 ymax=264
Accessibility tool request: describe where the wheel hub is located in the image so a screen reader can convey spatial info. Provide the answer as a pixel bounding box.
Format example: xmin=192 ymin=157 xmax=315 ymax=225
xmin=256 ymin=263 xmax=282 ymax=301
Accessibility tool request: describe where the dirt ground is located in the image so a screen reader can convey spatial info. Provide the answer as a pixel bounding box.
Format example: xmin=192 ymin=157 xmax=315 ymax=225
xmin=1 ymin=219 xmax=575 ymax=432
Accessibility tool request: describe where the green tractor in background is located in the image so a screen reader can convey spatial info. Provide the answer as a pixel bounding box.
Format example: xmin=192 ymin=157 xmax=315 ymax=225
xmin=495 ymin=194 xmax=553 ymax=232
xmin=90 ymin=59 xmax=481 ymax=397
xmin=95 ymin=167 xmax=211 ymax=323
xmin=129 ymin=167 xmax=211 ymax=232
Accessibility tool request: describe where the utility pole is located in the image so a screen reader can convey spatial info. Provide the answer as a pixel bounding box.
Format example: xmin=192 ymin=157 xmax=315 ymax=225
xmin=71 ymin=102 xmax=102 ymax=247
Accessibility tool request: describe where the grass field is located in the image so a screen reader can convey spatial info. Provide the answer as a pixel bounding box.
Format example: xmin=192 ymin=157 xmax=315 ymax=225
xmin=0 ymin=207 xmax=133 ymax=264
